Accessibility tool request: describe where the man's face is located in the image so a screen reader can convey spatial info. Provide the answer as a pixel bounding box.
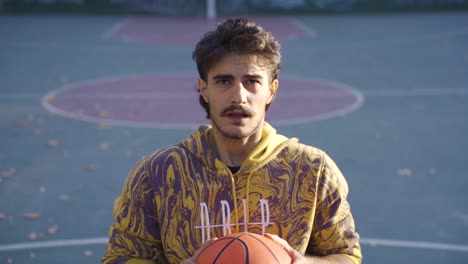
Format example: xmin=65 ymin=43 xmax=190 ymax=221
xmin=198 ymin=53 xmax=278 ymax=140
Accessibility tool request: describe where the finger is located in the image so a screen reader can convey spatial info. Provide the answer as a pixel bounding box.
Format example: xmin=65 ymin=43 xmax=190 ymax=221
xmin=192 ymin=237 xmax=218 ymax=259
xmin=264 ymin=233 xmax=280 ymax=242
xmin=181 ymin=237 xmax=219 ymax=264
xmin=265 ymin=233 xmax=305 ymax=263
xmin=265 ymin=233 xmax=291 ymax=250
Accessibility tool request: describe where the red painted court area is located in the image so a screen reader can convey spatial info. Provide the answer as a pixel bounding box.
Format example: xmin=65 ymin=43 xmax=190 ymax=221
xmin=42 ymin=74 xmax=362 ymax=128
xmin=106 ymin=16 xmax=315 ymax=45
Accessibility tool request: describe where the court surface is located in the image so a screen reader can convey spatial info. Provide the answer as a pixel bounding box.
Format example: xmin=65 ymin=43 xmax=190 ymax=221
xmin=1 ymin=12 xmax=468 ymax=263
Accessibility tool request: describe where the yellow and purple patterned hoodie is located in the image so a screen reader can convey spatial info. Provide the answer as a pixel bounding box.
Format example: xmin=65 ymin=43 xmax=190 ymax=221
xmin=102 ymin=123 xmax=361 ymax=264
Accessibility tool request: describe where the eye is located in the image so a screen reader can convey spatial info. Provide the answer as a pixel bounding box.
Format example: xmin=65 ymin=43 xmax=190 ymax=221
xmin=246 ymin=79 xmax=260 ymax=85
xmin=216 ymin=79 xmax=230 ymax=85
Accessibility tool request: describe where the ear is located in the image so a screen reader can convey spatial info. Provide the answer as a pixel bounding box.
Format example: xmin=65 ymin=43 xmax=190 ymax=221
xmin=198 ymin=78 xmax=208 ymax=103
xmin=267 ymin=79 xmax=279 ymax=104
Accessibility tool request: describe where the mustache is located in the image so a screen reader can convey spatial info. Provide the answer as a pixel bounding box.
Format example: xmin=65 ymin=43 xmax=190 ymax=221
xmin=221 ymin=105 xmax=253 ymax=117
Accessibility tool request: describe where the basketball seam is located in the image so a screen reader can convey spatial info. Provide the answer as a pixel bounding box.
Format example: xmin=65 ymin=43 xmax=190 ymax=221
xmin=247 ymin=233 xmax=282 ymax=264
xmin=212 ymin=235 xmax=250 ymax=264
xmin=197 ymin=233 xmax=285 ymax=264
xmin=196 ymin=238 xmax=230 ymax=262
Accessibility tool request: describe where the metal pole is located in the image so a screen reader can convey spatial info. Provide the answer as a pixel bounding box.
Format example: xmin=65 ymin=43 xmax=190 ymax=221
xmin=207 ymin=0 xmax=216 ymax=20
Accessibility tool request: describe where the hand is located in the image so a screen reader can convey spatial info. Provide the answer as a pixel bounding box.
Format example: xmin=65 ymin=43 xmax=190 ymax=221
xmin=265 ymin=233 xmax=307 ymax=264
xmin=180 ymin=238 xmax=218 ymax=264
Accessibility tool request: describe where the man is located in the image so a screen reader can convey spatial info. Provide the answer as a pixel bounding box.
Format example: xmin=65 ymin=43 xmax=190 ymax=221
xmin=102 ymin=18 xmax=361 ymax=264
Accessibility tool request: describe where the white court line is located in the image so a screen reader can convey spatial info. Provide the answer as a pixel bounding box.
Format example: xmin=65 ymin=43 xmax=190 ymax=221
xmin=362 ymin=88 xmax=468 ymax=96
xmin=102 ymin=18 xmax=130 ymax=39
xmin=1 ymin=88 xmax=467 ymax=100
xmin=361 ymin=238 xmax=468 ymax=252
xmin=0 ymin=238 xmax=108 ymax=252
xmin=0 ymin=237 xmax=468 ymax=252
xmin=289 ymin=18 xmax=316 ymax=37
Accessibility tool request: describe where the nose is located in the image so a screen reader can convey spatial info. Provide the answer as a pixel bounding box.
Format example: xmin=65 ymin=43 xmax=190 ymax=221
xmin=231 ymin=82 xmax=248 ymax=105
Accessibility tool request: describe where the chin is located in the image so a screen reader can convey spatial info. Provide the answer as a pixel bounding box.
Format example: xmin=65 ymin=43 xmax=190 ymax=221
xmin=217 ymin=125 xmax=251 ymax=139
xmin=222 ymin=129 xmax=247 ymax=139
xmin=212 ymin=117 xmax=259 ymax=140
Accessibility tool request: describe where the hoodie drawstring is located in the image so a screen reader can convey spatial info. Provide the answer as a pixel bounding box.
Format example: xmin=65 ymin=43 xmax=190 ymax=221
xmin=244 ymin=171 xmax=254 ymax=233
xmin=228 ymin=169 xmax=254 ymax=234
xmin=228 ymin=173 xmax=240 ymax=233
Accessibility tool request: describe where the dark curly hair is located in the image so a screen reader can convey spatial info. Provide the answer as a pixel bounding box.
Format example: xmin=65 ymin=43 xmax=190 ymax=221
xmin=192 ymin=18 xmax=281 ymax=119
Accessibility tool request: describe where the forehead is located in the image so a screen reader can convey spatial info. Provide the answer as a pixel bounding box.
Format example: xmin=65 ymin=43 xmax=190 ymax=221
xmin=207 ymin=53 xmax=270 ymax=77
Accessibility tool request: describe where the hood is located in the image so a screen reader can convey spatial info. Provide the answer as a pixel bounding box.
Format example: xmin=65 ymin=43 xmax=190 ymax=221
xmin=180 ymin=122 xmax=296 ymax=173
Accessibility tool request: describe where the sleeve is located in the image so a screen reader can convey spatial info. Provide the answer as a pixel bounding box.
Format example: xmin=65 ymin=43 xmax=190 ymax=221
xmin=306 ymin=152 xmax=362 ymax=264
xmin=102 ymin=157 xmax=165 ymax=264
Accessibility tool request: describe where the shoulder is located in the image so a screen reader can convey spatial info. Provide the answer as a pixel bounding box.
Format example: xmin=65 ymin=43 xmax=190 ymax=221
xmin=141 ymin=144 xmax=190 ymax=167
xmin=281 ymin=140 xmax=327 ymax=162
xmin=286 ymin=141 xmax=341 ymax=167
xmin=282 ymin=141 xmax=347 ymax=188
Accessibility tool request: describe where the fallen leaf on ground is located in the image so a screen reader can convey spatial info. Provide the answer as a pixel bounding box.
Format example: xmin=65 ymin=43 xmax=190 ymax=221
xmin=23 ymin=212 xmax=41 ymax=220
xmin=27 ymin=232 xmax=39 ymax=240
xmin=83 ymin=250 xmax=94 ymax=257
xmin=85 ymin=164 xmax=97 ymax=172
xmin=99 ymin=143 xmax=110 ymax=150
xmin=16 ymin=120 xmax=29 ymax=128
xmin=27 ymin=232 xmax=45 ymax=240
xmin=46 ymin=95 xmax=56 ymax=103
xmin=47 ymin=224 xmax=59 ymax=235
xmin=98 ymin=110 xmax=109 ymax=118
xmin=0 ymin=168 xmax=16 ymax=178
xmin=98 ymin=123 xmax=112 ymax=130
xmin=47 ymin=139 xmax=60 ymax=148
xmin=398 ymin=168 xmax=412 ymax=177
xmin=58 ymin=194 xmax=70 ymax=201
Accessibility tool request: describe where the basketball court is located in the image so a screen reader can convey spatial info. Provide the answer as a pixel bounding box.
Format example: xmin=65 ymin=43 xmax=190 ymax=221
xmin=0 ymin=11 xmax=468 ymax=263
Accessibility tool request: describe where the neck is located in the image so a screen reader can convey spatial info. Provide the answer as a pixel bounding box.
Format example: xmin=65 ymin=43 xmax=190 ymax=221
xmin=210 ymin=126 xmax=263 ymax=167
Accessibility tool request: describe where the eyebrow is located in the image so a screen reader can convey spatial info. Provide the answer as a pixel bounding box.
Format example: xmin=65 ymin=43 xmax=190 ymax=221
xmin=244 ymin=74 xmax=264 ymax=79
xmin=212 ymin=74 xmax=264 ymax=80
xmin=212 ymin=74 xmax=234 ymax=80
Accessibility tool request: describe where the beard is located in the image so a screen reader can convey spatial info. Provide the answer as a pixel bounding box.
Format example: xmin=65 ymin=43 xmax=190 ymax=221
xmin=213 ymin=121 xmax=245 ymax=139
xmin=210 ymin=108 xmax=264 ymax=140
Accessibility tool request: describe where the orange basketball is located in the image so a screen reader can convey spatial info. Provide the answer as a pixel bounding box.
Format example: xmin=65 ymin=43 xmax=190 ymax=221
xmin=195 ymin=232 xmax=292 ymax=264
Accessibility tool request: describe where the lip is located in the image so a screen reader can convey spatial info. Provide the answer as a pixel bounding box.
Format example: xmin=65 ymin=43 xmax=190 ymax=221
xmin=225 ymin=112 xmax=248 ymax=124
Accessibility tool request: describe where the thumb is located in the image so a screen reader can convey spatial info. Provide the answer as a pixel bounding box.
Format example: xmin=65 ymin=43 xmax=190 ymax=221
xmin=265 ymin=233 xmax=306 ymax=263
xmin=193 ymin=237 xmax=218 ymax=259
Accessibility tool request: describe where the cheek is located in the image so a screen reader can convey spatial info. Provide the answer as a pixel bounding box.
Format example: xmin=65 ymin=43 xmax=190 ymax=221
xmin=255 ymin=95 xmax=271 ymax=107
xmin=208 ymin=98 xmax=222 ymax=112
